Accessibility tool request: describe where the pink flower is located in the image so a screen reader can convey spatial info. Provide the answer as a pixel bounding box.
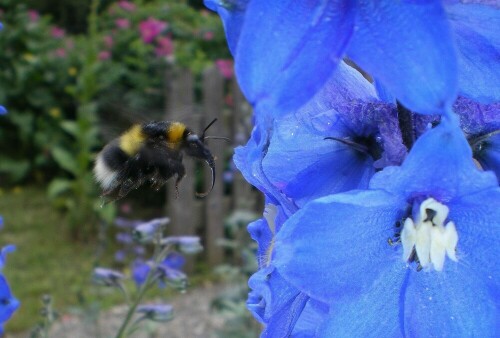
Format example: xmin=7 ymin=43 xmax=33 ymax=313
xmin=28 ymin=10 xmax=39 ymax=22
xmin=139 ymin=17 xmax=168 ymax=44
xmin=118 ymin=1 xmax=136 ymax=12
xmin=203 ymin=31 xmax=214 ymax=41
xmin=115 ymin=18 xmax=130 ymax=29
xmin=103 ymin=35 xmax=114 ymax=49
xmin=215 ymin=59 xmax=234 ymax=79
xmin=51 ymin=26 xmax=65 ymax=39
xmin=155 ymin=36 xmax=174 ymax=57
xmin=54 ymin=48 xmax=67 ymax=58
xmin=98 ymin=51 xmax=111 ymax=61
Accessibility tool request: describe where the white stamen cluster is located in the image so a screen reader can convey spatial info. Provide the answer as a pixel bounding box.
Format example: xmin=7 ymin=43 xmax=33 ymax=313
xmin=401 ymin=198 xmax=458 ymax=271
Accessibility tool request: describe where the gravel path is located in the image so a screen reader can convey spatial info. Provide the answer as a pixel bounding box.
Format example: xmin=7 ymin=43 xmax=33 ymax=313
xmin=17 ymin=283 xmax=234 ymax=338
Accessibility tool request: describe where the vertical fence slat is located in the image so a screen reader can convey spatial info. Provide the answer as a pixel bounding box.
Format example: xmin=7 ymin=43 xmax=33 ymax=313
xmin=202 ymin=66 xmax=225 ymax=266
xmin=231 ymin=79 xmax=256 ymax=211
xmin=164 ymin=67 xmax=197 ymax=243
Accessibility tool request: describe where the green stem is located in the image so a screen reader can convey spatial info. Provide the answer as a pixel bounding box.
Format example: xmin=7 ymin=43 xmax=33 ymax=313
xmin=114 ymin=271 xmax=154 ymax=338
xmin=115 ymin=228 xmax=165 ymax=338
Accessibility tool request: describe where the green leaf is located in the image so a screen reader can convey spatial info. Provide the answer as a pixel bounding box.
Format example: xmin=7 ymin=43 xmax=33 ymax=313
xmin=51 ymin=146 xmax=79 ymax=175
xmin=47 ymin=178 xmax=73 ymax=199
xmin=60 ymin=121 xmax=78 ymax=137
xmin=0 ymin=157 xmax=30 ymax=182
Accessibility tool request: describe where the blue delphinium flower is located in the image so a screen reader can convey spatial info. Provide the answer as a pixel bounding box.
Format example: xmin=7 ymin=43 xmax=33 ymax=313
xmin=0 ymin=244 xmax=19 ymax=335
xmin=206 ymin=0 xmax=499 ymax=117
xmin=234 ymin=62 xmax=407 ymax=209
xmin=247 ymin=204 xmax=329 ymax=337
xmin=136 ymin=304 xmax=174 ymax=322
xmin=92 ymin=267 xmax=126 ymax=287
xmin=272 ymin=116 xmax=499 ymax=336
xmin=0 ymin=106 xmax=6 ymax=116
xmin=132 ymin=252 xmax=186 ymax=288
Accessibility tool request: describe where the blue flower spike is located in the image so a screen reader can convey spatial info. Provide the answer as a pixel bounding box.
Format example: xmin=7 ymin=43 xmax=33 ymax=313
xmin=208 ymin=0 xmax=500 ymax=117
xmin=0 ymin=275 xmax=19 ymax=335
xmin=0 ymin=243 xmax=19 ymax=334
xmin=273 ymin=116 xmax=500 ymax=336
xmin=0 ymin=106 xmax=7 ymax=116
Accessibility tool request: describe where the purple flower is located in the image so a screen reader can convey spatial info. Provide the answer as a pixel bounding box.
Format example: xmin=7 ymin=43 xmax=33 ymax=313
xmin=98 ymin=50 xmax=111 ymax=61
xmin=50 ymin=26 xmax=65 ymax=39
xmin=118 ymin=0 xmax=136 ymax=12
xmin=161 ymin=236 xmax=203 ymax=254
xmin=155 ymin=36 xmax=174 ymax=57
xmin=115 ymin=18 xmax=130 ymax=30
xmin=215 ymin=59 xmax=234 ymax=79
xmin=132 ymin=217 xmax=169 ymax=243
xmin=27 ymin=10 xmax=39 ymax=22
xmin=139 ymin=17 xmax=168 ymax=44
xmin=92 ymin=267 xmax=125 ymax=287
xmin=132 ymin=253 xmax=186 ymax=288
xmin=137 ymin=304 xmax=174 ymax=322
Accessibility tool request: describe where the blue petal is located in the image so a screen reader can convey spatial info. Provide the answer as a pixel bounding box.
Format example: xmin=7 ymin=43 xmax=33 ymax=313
xmin=404 ymin=266 xmax=498 ymax=337
xmin=347 ymin=1 xmax=457 ymax=115
xmin=318 ymin=265 xmax=408 ymax=338
xmin=291 ymin=299 xmax=329 ymax=337
xmin=0 ymin=275 xmax=19 ymax=323
xmin=247 ymin=266 xmax=300 ymax=323
xmin=0 ymin=245 xmax=15 ymax=270
xmin=235 ymin=0 xmax=355 ymax=116
xmin=447 ymin=3 xmax=500 ymax=103
xmin=263 ymin=113 xmax=375 ymax=207
xmin=248 ymin=217 xmax=274 ymax=268
xmin=273 ymin=190 xmax=407 ymax=303
xmin=0 ymin=106 xmax=6 ymax=115
xmin=447 ymin=188 xmax=500 ymax=277
xmin=370 ymin=115 xmax=498 ymax=200
xmin=263 ymin=292 xmax=309 ymax=338
xmin=234 ymin=112 xmax=298 ymax=216
xmin=203 ymin=0 xmax=249 ymax=55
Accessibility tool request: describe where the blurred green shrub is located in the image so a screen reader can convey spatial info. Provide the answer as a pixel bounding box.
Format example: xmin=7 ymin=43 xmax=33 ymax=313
xmin=0 ymin=0 xmax=229 ymax=185
xmin=0 ymin=0 xmax=230 ymax=238
xmin=0 ymin=0 xmax=79 ymax=183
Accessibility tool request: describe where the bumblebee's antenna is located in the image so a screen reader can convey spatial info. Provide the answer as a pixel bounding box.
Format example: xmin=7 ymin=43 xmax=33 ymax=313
xmin=204 ymin=136 xmax=231 ymax=142
xmin=201 ymin=118 xmax=218 ymax=141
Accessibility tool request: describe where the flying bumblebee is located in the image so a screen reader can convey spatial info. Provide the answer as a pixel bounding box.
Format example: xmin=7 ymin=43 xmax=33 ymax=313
xmin=94 ymin=118 xmax=222 ymax=202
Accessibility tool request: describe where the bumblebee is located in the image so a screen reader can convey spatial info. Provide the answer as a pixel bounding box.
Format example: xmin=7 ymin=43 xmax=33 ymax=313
xmin=94 ymin=119 xmax=220 ymax=202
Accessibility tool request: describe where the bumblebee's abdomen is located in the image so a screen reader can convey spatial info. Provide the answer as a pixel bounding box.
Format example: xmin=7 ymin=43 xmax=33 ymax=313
xmin=94 ymin=140 xmax=129 ymax=190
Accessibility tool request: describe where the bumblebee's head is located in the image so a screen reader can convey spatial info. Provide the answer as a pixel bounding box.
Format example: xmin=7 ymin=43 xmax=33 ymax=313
xmin=183 ymin=126 xmax=216 ymax=197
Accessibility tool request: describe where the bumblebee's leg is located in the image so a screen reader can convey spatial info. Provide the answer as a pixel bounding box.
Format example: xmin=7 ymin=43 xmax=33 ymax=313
xmin=174 ymin=165 xmax=186 ymax=198
xmin=118 ymin=178 xmax=137 ymax=198
xmin=156 ymin=157 xmax=185 ymax=198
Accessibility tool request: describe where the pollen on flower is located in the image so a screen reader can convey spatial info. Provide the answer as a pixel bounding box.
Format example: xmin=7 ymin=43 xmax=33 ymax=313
xmin=400 ymin=198 xmax=458 ymax=271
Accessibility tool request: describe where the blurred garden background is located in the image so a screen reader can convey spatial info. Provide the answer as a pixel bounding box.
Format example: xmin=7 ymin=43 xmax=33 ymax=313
xmin=0 ymin=0 xmax=262 ymax=335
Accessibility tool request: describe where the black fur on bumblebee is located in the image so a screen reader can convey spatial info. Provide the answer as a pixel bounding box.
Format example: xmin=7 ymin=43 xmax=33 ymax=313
xmin=94 ymin=118 xmax=225 ymax=203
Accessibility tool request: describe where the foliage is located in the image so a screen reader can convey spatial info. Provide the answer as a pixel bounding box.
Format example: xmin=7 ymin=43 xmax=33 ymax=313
xmin=212 ymin=210 xmax=260 ymax=338
xmin=0 ymin=0 xmax=229 ymax=185
xmin=0 ymin=0 xmax=78 ymax=184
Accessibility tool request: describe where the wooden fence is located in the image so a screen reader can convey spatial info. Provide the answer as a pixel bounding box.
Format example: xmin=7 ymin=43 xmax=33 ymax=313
xmin=164 ymin=66 xmax=262 ymax=268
